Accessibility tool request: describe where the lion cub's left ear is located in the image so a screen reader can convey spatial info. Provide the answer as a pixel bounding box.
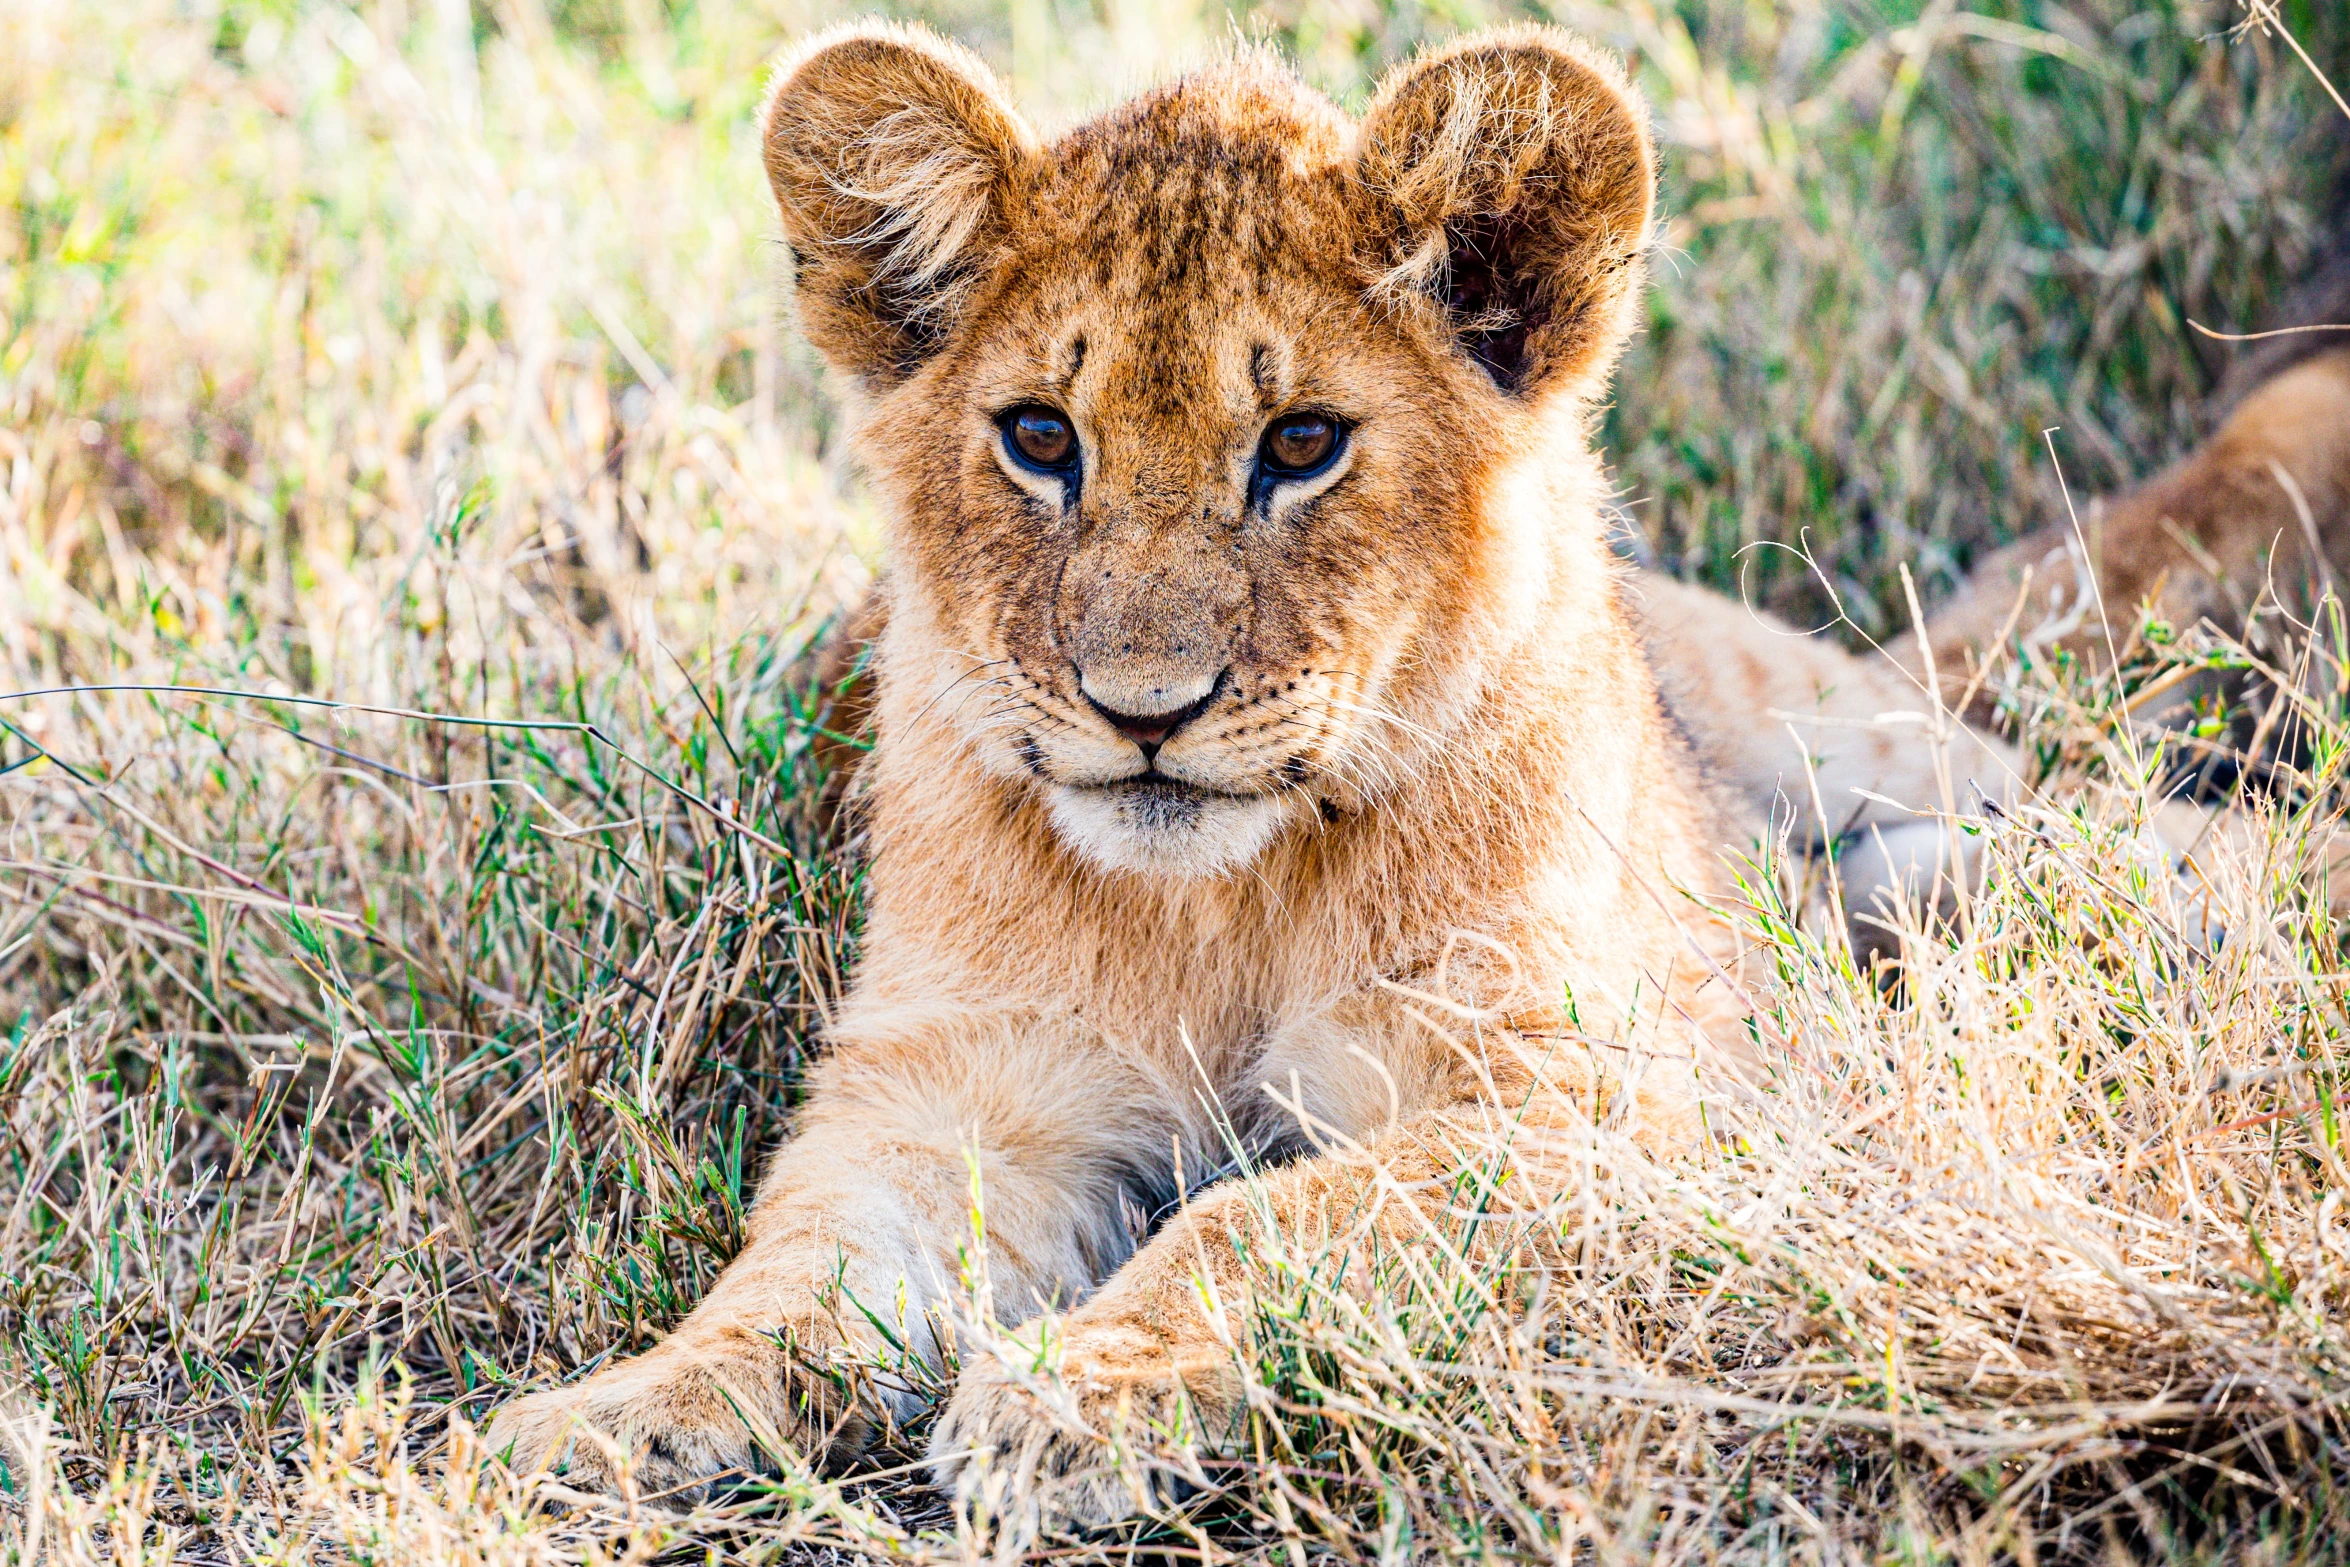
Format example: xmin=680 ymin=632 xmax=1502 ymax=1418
xmin=762 ymin=23 xmax=1038 ymax=389
xmin=1355 ymin=27 xmax=1654 ymax=397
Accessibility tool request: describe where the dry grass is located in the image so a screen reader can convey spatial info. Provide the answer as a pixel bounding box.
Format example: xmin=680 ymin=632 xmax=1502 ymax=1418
xmin=3 ymin=0 xmax=2349 ymax=1560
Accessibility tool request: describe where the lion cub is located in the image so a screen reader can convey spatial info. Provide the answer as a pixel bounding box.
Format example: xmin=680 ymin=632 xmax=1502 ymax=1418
xmin=491 ymin=21 xmax=1941 ymax=1528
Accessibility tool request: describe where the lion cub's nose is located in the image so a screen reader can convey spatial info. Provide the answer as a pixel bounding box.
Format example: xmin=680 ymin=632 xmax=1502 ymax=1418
xmin=1081 ymin=678 xmax=1219 ymax=760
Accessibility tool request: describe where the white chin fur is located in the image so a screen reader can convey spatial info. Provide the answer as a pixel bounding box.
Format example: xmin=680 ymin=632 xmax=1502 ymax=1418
xmin=1046 ymin=782 xmax=1287 ymax=878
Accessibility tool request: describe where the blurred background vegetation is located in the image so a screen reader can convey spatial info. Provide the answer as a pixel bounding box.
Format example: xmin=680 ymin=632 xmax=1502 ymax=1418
xmin=2 ymin=0 xmax=2348 ymax=1553
xmin=5 ymin=0 xmax=2344 ymax=650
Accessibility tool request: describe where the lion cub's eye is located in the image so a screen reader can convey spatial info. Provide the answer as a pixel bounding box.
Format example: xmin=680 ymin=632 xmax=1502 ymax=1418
xmin=1003 ymin=406 xmax=1078 ymax=473
xmin=1258 ymin=413 xmax=1342 ymax=476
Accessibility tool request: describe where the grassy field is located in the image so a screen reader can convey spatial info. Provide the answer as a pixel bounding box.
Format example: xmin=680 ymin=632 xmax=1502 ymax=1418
xmin=3 ymin=0 xmax=2350 ymax=1560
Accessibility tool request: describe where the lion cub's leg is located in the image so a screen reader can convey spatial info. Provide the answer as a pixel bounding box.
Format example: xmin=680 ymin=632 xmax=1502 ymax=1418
xmin=928 ymin=1019 xmax=1695 ymax=1538
xmin=928 ymin=1183 xmax=1257 ymax=1535
xmin=930 ymin=1127 xmax=1407 ymax=1536
xmin=1918 ymin=346 xmax=2350 ymax=689
xmin=489 ymin=1023 xmax=1168 ymax=1500
xmin=929 ymin=1099 xmax=1653 ymax=1536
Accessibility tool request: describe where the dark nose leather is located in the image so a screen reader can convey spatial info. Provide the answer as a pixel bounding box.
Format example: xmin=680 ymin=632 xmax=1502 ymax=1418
xmin=1086 ymin=688 xmax=1217 ymax=762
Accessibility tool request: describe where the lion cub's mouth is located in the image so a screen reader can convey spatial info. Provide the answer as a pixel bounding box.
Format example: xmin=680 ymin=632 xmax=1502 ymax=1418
xmin=1096 ymin=770 xmax=1281 ymax=819
xmin=1045 ymin=775 xmax=1289 ymax=878
xmin=1103 ymin=776 xmax=1210 ymax=830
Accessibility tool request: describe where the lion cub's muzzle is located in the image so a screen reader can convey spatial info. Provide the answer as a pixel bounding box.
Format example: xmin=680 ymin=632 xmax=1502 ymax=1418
xmin=1046 ymin=662 xmax=1300 ymax=878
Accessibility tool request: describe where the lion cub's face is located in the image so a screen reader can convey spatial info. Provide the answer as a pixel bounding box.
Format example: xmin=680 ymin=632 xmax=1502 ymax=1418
xmin=928 ymin=225 xmax=1431 ymax=877
xmin=765 ymin=25 xmax=1653 ymax=876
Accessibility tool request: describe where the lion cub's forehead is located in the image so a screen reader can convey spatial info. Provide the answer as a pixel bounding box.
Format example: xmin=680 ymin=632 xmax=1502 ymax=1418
xmin=1023 ymin=65 xmax=1360 ymax=296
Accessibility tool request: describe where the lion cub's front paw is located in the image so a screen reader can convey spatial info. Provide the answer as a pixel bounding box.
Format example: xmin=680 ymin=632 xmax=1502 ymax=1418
xmin=928 ymin=1324 xmax=1244 ymax=1537
xmin=487 ymin=1327 xmax=869 ymax=1505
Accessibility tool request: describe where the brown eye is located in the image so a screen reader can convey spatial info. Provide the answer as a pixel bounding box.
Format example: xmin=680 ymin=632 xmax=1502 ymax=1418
xmin=1261 ymin=413 xmax=1340 ymax=474
xmin=1005 ymin=406 xmax=1077 ymax=471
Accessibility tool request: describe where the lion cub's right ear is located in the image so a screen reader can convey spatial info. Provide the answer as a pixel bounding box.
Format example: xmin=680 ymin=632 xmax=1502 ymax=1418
xmin=762 ymin=24 xmax=1037 ymax=388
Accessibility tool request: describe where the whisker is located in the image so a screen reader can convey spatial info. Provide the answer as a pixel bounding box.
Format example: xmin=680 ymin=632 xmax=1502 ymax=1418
xmin=908 ymin=662 xmax=1016 ymax=731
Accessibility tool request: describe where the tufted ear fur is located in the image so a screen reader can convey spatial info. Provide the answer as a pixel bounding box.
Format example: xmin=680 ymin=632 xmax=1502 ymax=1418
xmin=761 ymin=23 xmax=1037 ymax=386
xmin=1355 ymin=28 xmax=1654 ymax=396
